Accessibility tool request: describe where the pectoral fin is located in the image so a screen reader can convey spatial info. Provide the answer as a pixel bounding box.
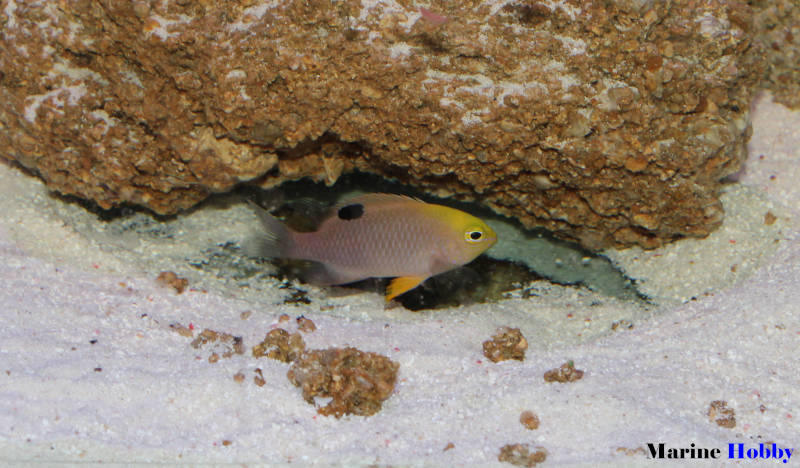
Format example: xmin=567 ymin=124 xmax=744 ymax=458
xmin=386 ymin=276 xmax=425 ymax=302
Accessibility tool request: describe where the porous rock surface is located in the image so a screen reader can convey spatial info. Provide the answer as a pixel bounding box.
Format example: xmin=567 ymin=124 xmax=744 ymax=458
xmin=752 ymin=0 xmax=800 ymax=109
xmin=0 ymin=0 xmax=767 ymax=249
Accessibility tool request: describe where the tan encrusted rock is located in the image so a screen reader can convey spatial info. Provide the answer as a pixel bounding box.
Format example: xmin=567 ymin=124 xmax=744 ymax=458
xmin=752 ymin=0 xmax=800 ymax=109
xmin=0 ymin=0 xmax=770 ymax=249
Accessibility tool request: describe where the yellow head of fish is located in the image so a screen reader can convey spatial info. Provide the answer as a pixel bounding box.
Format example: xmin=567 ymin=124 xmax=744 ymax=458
xmin=423 ymin=203 xmax=498 ymax=268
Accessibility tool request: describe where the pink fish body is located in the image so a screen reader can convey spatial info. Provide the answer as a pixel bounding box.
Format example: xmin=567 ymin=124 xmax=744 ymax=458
xmin=251 ymin=194 xmax=497 ymax=300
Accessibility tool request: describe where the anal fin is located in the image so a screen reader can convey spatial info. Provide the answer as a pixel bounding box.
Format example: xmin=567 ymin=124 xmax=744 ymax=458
xmin=386 ymin=276 xmax=425 ymax=302
xmin=304 ymin=262 xmax=362 ymax=286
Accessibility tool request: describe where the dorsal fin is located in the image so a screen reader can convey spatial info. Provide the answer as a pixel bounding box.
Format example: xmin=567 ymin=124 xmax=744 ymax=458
xmin=336 ymin=193 xmax=424 ymax=208
xmin=321 ymin=193 xmax=426 ymax=222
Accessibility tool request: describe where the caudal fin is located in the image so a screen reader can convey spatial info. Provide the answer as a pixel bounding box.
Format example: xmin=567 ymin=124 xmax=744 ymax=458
xmin=246 ymin=200 xmax=293 ymax=258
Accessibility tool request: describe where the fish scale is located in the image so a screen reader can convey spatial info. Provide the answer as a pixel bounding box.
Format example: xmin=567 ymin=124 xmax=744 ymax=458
xmin=308 ymin=212 xmax=436 ymax=276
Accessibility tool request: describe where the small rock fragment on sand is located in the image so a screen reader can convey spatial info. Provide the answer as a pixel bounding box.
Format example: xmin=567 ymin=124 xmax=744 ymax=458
xmin=611 ymin=319 xmax=634 ymax=331
xmin=615 ymin=447 xmax=646 ymax=456
xmin=296 ymin=316 xmax=317 ymax=333
xmin=764 ymin=211 xmax=777 ymax=225
xmin=483 ymin=327 xmax=528 ymax=362
xmin=190 ymin=329 xmax=244 ymax=361
xmin=156 ymin=271 xmax=188 ymax=293
xmin=287 ymin=347 xmax=399 ymax=418
xmin=543 ymin=361 xmax=584 ymax=383
xmin=498 ymin=443 xmax=547 ymax=467
xmin=253 ymin=368 xmax=266 ymax=387
xmin=708 ymin=400 xmax=736 ymax=428
xmin=283 ymin=289 xmax=311 ymax=305
xmin=169 ymin=322 xmax=194 ymax=338
xmin=252 ymin=328 xmax=306 ymax=363
xmin=519 ymin=410 xmax=540 ymax=430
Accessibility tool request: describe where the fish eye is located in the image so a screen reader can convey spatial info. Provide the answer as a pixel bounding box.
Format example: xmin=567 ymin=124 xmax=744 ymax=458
xmin=465 ymin=230 xmax=483 ymax=242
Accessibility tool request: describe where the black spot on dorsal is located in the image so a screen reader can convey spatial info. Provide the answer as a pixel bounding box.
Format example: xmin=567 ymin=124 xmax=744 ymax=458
xmin=337 ymin=203 xmax=364 ymax=220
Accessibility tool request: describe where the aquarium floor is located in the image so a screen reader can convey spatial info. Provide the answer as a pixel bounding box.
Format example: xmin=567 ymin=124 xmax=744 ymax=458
xmin=0 ymin=92 xmax=798 ymax=466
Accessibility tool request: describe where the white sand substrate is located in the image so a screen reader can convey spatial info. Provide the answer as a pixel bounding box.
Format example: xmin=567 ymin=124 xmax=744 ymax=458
xmin=0 ymin=92 xmax=798 ymax=466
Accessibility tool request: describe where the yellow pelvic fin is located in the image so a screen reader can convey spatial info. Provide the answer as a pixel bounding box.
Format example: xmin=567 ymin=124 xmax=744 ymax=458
xmin=386 ymin=276 xmax=425 ymax=302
